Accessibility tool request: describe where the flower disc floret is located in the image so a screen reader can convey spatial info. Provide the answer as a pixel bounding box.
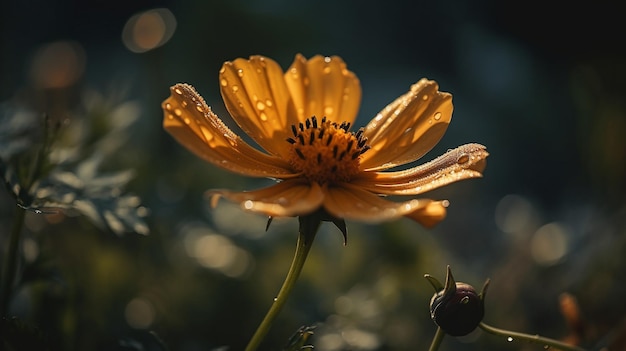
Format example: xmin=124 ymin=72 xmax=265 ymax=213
xmin=286 ymin=116 xmax=369 ymax=184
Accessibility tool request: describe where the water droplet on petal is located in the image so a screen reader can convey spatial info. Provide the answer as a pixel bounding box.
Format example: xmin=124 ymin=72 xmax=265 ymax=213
xmin=434 ymin=112 xmax=442 ymax=120
xmin=174 ymin=87 xmax=182 ymax=95
xmin=260 ymin=112 xmax=268 ymax=121
xmin=164 ymin=103 xmax=171 ymax=110
xmin=256 ymin=101 xmax=265 ymax=111
xmin=457 ymin=154 xmax=470 ymax=164
xmin=174 ymin=108 xmax=182 ymax=116
xmin=232 ymin=85 xmax=239 ymax=93
xmin=265 ymin=99 xmax=273 ymax=107
xmin=324 ymin=56 xmax=331 ymax=63
xmin=323 ymin=66 xmax=331 ymax=74
xmin=184 ymin=117 xmax=190 ymax=125
xmin=324 ymin=106 xmax=334 ymax=116
xmin=181 ymin=101 xmax=187 ymax=107
xmin=244 ymin=200 xmax=254 ymax=210
xmin=220 ymin=78 xmax=228 ymax=86
xmin=422 ymin=95 xmax=429 ymax=100
xmin=507 ymin=337 xmax=513 ymax=342
xmin=237 ymin=69 xmax=244 ymax=77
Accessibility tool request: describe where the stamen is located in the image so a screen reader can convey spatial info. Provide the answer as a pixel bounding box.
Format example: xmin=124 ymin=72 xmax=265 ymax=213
xmin=286 ymin=117 xmax=370 ymax=184
xmin=295 ymin=148 xmax=305 ymax=160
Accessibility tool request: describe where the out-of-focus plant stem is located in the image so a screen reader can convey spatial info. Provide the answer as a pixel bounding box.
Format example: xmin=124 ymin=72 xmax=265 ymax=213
xmin=1 ymin=207 xmax=26 ymax=316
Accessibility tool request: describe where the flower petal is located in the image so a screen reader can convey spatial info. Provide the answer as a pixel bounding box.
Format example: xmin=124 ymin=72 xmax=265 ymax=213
xmin=323 ymin=183 xmax=448 ymax=227
xmin=206 ymin=179 xmax=324 ymax=217
xmin=285 ymin=54 xmax=361 ymax=125
xmin=220 ymin=55 xmax=294 ymax=158
xmin=163 ymin=83 xmax=296 ymax=178
xmin=360 ymin=79 xmax=453 ymax=171
xmin=353 ymin=144 xmax=488 ymax=195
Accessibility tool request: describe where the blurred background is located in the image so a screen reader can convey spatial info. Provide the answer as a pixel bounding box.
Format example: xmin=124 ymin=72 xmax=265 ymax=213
xmin=1 ymin=0 xmax=625 ymax=350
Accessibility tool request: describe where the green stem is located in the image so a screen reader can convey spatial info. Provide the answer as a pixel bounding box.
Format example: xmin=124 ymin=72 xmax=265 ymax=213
xmin=479 ymin=322 xmax=586 ymax=351
xmin=1 ymin=207 xmax=26 ymax=317
xmin=428 ymin=327 xmax=446 ymax=351
xmin=244 ymin=218 xmax=319 ymax=351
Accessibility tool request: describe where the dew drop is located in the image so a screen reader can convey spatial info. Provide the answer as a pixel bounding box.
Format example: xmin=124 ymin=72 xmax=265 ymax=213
xmin=265 ymin=99 xmax=273 ymax=107
xmin=457 ymin=154 xmax=470 ymax=164
xmin=324 ymin=106 xmax=334 ymax=116
xmin=244 ymin=200 xmax=254 ymax=210
xmin=237 ymin=69 xmax=244 ymax=77
xmin=422 ymin=95 xmax=429 ymax=100
xmin=174 ymin=87 xmax=182 ymax=95
xmin=181 ymin=101 xmax=188 ymax=107
xmin=167 ymin=114 xmax=174 ymax=120
xmin=220 ymin=78 xmax=228 ymax=87
xmin=434 ymin=112 xmax=442 ymax=120
xmin=232 ymin=85 xmax=239 ymax=92
xmin=195 ymin=105 xmax=204 ymax=113
xmin=260 ymin=112 xmax=268 ymax=121
xmin=507 ymin=337 xmax=513 ymax=342
xmin=323 ymin=66 xmax=331 ymax=74
xmin=200 ymin=126 xmax=214 ymax=142
xmin=183 ymin=117 xmax=191 ymax=125
xmin=164 ymin=103 xmax=171 ymax=110
xmin=174 ymin=108 xmax=182 ymax=116
xmin=290 ymin=68 xmax=299 ymax=79
xmin=324 ymin=56 xmax=331 ymax=63
xmin=256 ymin=101 xmax=265 ymax=111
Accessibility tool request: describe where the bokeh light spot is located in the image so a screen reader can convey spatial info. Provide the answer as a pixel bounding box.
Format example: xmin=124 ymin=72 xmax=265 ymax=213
xmin=30 ymin=41 xmax=85 ymax=89
xmin=530 ymin=222 xmax=569 ymax=265
xmin=125 ymin=297 xmax=156 ymax=329
xmin=122 ymin=8 xmax=177 ymax=53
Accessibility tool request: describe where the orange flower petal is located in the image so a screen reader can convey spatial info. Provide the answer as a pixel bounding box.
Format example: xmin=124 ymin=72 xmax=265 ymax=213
xmin=285 ymin=54 xmax=361 ymax=125
xmin=322 ymin=183 xmax=447 ymax=227
xmin=219 ymin=55 xmax=294 ymax=158
xmin=353 ymin=144 xmax=488 ymax=195
xmin=163 ymin=83 xmax=296 ymax=178
xmin=360 ymin=79 xmax=453 ymax=171
xmin=206 ymin=179 xmax=324 ymax=217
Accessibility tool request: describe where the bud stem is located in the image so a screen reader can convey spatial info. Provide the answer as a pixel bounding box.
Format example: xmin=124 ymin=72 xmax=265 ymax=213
xmin=428 ymin=326 xmax=446 ymax=351
xmin=478 ymin=322 xmax=586 ymax=351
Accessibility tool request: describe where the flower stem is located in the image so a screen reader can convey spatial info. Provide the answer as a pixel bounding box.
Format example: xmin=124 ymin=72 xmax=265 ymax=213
xmin=479 ymin=322 xmax=586 ymax=351
xmin=1 ymin=206 xmax=26 ymax=317
xmin=244 ymin=217 xmax=319 ymax=351
xmin=428 ymin=327 xmax=446 ymax=351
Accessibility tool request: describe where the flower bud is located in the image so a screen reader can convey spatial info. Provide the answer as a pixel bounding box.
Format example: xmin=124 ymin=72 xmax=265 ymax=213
xmin=430 ymin=281 xmax=485 ymax=336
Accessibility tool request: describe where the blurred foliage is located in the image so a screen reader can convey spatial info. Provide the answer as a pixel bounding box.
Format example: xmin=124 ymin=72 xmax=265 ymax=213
xmin=1 ymin=1 xmax=625 ymax=351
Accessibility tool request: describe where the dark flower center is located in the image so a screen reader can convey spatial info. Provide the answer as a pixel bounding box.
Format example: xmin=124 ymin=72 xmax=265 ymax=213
xmin=286 ymin=116 xmax=369 ymax=184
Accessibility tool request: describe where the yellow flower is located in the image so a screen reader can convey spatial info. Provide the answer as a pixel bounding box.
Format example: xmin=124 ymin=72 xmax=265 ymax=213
xmin=162 ymin=54 xmax=488 ymax=228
